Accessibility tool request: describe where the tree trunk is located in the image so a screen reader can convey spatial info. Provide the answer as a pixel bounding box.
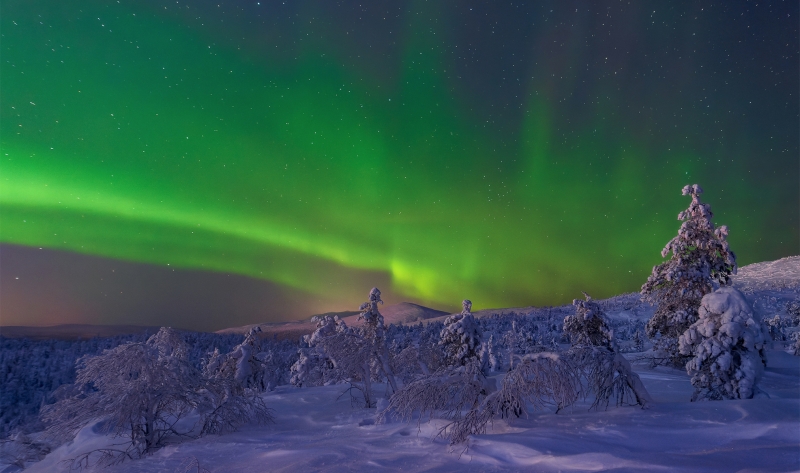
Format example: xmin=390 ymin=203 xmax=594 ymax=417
xmin=613 ymin=353 xmax=653 ymax=408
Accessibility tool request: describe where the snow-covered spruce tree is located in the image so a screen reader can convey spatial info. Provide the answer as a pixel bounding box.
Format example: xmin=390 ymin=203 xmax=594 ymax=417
xmin=679 ymin=286 xmax=767 ymax=401
xmin=42 ymin=328 xmax=272 ymax=467
xmin=439 ymin=299 xmax=483 ymax=367
xmin=641 ymin=184 xmax=737 ymax=366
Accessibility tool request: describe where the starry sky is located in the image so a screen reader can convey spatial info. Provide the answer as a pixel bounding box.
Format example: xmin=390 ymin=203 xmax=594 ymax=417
xmin=1 ymin=0 xmax=797 ymax=331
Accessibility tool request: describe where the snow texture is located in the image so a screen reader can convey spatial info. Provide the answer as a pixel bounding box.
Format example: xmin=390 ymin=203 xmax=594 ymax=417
xmin=22 ymin=351 xmax=799 ymax=473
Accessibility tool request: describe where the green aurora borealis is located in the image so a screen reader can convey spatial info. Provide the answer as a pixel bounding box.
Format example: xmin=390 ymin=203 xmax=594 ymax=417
xmin=1 ymin=1 xmax=797 ymax=328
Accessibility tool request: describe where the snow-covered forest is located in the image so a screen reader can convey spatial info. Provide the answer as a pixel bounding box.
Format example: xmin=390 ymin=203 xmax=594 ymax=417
xmin=1 ymin=187 xmax=799 ymax=472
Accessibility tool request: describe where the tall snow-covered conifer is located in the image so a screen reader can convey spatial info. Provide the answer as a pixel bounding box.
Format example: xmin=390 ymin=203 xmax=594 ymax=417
xmin=358 ymin=287 xmax=399 ymax=395
xmin=641 ymin=184 xmax=737 ymax=365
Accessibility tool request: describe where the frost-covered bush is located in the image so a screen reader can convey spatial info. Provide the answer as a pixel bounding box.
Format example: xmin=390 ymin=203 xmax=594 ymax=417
xmin=567 ymin=346 xmax=652 ymax=410
xmin=446 ymin=353 xmax=578 ymax=444
xmin=562 ymin=295 xmax=652 ymax=410
xmin=642 ymin=184 xmax=737 ymax=366
xmin=439 ymin=300 xmax=483 ymax=367
xmin=41 ymin=328 xmax=272 ymax=467
xmin=384 ymin=344 xmax=651 ymax=445
xmin=378 ymin=359 xmax=494 ymax=443
xmin=384 ymin=316 xmax=652 ymax=446
xmin=0 ymin=330 xmax=245 ymax=442
xmin=563 ymin=293 xmax=615 ymax=350
xmin=679 ymin=287 xmax=767 ymax=401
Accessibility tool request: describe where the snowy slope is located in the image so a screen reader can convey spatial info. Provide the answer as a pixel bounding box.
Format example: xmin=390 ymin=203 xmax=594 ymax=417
xmin=26 ymin=350 xmax=799 ymax=473
xmin=733 ymin=255 xmax=800 ymax=292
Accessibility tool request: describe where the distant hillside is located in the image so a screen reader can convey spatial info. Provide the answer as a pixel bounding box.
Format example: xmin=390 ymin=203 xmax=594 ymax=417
xmin=732 ymin=255 xmax=800 ymax=291
xmin=216 ymin=302 xmax=450 ymax=340
xmin=349 ymin=302 xmax=449 ymax=326
xmin=0 ymin=324 xmax=159 ymax=340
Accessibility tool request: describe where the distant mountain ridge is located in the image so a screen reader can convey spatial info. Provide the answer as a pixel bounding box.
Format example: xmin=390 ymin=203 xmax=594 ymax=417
xmin=4 ymin=257 xmax=797 ymax=341
xmin=215 ymin=302 xmax=450 ymax=340
xmin=0 ymin=324 xmax=159 ymax=340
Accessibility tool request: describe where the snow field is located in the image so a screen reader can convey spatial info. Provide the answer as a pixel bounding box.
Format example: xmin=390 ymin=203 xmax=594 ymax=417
xmin=26 ymin=350 xmax=799 ymax=473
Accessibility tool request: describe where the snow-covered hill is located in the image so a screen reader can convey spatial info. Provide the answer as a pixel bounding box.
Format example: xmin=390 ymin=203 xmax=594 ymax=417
xmin=6 ymin=256 xmax=800 ymax=473
xmin=0 ymin=324 xmax=159 ymax=340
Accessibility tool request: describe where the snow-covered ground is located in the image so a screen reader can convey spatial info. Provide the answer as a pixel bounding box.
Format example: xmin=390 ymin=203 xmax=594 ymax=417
xmin=26 ymin=349 xmax=799 ymax=473
xmin=10 ymin=256 xmax=799 ymax=472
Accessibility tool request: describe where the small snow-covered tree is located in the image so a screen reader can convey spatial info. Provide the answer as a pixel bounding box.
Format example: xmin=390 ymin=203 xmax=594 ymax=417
xmin=291 ymin=316 xmax=353 ymax=389
xmin=378 ymin=359 xmax=494 ymax=442
xmin=289 ymin=337 xmax=330 ymax=388
xmin=204 ymin=327 xmax=272 ymax=392
xmin=679 ymin=286 xmax=767 ymax=401
xmin=632 ymin=329 xmax=645 ymax=353
xmin=357 ymin=287 xmax=399 ymax=394
xmin=293 ymin=288 xmax=399 ymax=407
xmin=563 ymin=292 xmax=615 ymax=350
xmin=439 ymin=299 xmax=483 ymax=367
xmin=642 ymin=184 xmax=737 ymax=366
xmin=42 ymin=329 xmax=204 ymax=459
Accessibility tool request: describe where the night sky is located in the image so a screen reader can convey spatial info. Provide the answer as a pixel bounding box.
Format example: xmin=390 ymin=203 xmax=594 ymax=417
xmin=1 ymin=0 xmax=797 ymax=331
